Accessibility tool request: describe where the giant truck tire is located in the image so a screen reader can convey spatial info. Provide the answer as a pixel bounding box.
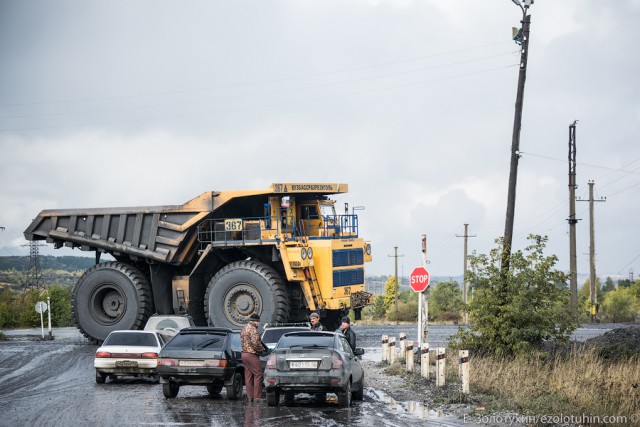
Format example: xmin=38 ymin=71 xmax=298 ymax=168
xmin=72 ymin=262 xmax=154 ymax=343
xmin=204 ymin=260 xmax=290 ymax=328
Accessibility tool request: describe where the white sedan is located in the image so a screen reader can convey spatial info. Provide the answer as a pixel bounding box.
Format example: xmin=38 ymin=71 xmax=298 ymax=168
xmin=94 ymin=330 xmax=166 ymax=384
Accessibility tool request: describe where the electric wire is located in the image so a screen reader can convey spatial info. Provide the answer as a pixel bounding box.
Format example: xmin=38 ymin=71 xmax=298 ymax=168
xmin=0 ymin=63 xmax=518 ymax=133
xmin=0 ymin=50 xmax=518 ymax=121
xmin=0 ymin=40 xmax=512 ymax=108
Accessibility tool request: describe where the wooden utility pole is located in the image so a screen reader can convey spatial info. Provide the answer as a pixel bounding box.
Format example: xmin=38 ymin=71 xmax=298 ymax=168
xmin=457 ymin=224 xmax=476 ymax=324
xmin=388 ymin=246 xmax=404 ymax=324
xmin=578 ymin=180 xmax=606 ymax=321
xmin=568 ymin=121 xmax=579 ymax=315
xmin=502 ymin=3 xmax=533 ymax=273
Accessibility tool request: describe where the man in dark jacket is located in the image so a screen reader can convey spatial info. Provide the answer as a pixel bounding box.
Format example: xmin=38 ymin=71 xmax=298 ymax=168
xmin=339 ymin=316 xmax=356 ymax=351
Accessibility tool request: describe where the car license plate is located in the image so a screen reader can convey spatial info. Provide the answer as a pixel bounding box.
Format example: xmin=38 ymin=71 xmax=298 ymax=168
xmin=115 ymin=360 xmax=138 ymax=367
xmin=290 ymin=361 xmax=317 ymax=369
xmin=179 ymin=360 xmax=204 ymax=367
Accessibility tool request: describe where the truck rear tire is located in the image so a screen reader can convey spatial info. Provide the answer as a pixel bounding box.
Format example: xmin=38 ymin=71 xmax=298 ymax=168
xmin=72 ymin=262 xmax=153 ymax=343
xmin=205 ymin=260 xmax=290 ymax=328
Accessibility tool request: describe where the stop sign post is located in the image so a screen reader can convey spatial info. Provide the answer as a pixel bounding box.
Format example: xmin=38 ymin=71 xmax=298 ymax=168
xmin=410 ymin=266 xmax=430 ymax=293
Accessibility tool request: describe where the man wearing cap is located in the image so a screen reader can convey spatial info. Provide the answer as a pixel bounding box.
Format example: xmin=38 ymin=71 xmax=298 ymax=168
xmin=241 ymin=313 xmax=267 ymax=401
xmin=339 ymin=316 xmax=356 ymax=351
xmin=309 ymin=312 xmax=325 ymax=331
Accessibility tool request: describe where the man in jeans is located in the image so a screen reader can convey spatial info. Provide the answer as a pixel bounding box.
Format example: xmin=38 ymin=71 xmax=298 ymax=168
xmin=240 ymin=313 xmax=267 ymax=401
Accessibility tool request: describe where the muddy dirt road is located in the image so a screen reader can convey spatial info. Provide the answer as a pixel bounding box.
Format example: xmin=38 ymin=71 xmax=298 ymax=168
xmin=0 ymin=324 xmax=621 ymax=427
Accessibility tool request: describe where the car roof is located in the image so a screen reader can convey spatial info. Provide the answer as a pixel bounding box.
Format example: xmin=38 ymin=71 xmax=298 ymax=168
xmin=263 ymin=322 xmax=310 ymax=329
xmin=281 ymin=331 xmax=339 ymax=338
xmin=178 ymin=327 xmax=238 ymax=334
xmin=106 ymin=330 xmax=157 ymax=335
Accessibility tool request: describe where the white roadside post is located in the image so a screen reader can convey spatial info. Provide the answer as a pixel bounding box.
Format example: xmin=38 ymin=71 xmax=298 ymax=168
xmin=460 ymin=350 xmax=470 ymax=395
xmin=47 ymin=296 xmax=52 ymax=339
xmin=406 ymin=340 xmax=414 ymax=373
xmin=381 ymin=335 xmax=389 ymax=363
xmin=34 ymin=301 xmax=47 ymax=339
xmin=421 ymin=343 xmax=430 ymax=379
xmin=399 ymin=332 xmax=406 ymax=361
xmin=389 ymin=336 xmax=397 ymax=364
xmin=436 ymin=348 xmax=446 ymax=386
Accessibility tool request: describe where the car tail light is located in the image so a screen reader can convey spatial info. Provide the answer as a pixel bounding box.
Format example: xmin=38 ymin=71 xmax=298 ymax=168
xmin=203 ymin=359 xmax=227 ymax=367
xmin=266 ymin=377 xmax=276 ymax=383
xmin=141 ymin=352 xmax=158 ymax=359
xmin=331 ymin=354 xmax=343 ymax=369
xmin=158 ymin=358 xmax=178 ymax=367
xmin=266 ymin=354 xmax=276 ymax=369
xmin=95 ymin=351 xmax=111 ymax=358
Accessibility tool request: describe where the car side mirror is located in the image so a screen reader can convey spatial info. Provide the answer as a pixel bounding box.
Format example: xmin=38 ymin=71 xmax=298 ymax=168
xmin=353 ymin=348 xmax=364 ymax=356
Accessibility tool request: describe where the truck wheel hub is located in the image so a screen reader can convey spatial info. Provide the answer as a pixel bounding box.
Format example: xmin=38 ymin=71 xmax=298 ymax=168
xmin=224 ymin=284 xmax=262 ymax=324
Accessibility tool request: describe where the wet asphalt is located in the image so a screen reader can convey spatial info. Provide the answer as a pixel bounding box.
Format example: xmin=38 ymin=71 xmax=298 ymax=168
xmin=0 ymin=324 xmax=622 ymax=427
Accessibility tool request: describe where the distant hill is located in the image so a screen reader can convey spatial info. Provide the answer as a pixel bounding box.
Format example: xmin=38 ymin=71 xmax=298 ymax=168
xmin=0 ymin=256 xmax=97 ymax=272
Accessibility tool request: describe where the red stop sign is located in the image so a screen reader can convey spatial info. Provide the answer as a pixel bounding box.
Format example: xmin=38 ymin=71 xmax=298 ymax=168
xmin=410 ymin=266 xmax=430 ymax=292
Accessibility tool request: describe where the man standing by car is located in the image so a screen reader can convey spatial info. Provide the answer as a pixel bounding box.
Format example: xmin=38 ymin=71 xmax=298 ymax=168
xmin=309 ymin=312 xmax=325 ymax=331
xmin=241 ymin=313 xmax=267 ymax=402
xmin=340 ymin=316 xmax=356 ymax=351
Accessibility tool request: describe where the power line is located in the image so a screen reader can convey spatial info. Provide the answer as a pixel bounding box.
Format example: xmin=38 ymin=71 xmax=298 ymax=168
xmin=0 ymin=64 xmax=517 ymax=133
xmin=0 ymin=40 xmax=512 ymax=108
xmin=0 ymin=51 xmax=518 ymax=121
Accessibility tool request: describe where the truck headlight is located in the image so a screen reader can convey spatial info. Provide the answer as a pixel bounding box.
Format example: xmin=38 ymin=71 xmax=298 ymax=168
xmin=365 ymin=244 xmax=371 ymax=255
xmin=301 ymin=248 xmax=307 ymax=260
xmin=307 ymin=248 xmax=313 ymax=259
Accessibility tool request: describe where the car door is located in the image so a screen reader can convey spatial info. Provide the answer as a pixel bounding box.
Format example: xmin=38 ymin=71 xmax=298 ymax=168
xmin=339 ymin=336 xmax=363 ymax=385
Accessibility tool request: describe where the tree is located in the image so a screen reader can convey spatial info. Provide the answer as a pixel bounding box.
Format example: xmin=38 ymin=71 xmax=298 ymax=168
xmin=450 ymin=235 xmax=577 ymax=356
xmin=601 ymin=287 xmax=639 ymax=323
xmin=429 ymin=280 xmax=463 ymax=322
xmin=382 ymin=276 xmax=398 ymax=314
xmin=370 ymin=295 xmax=387 ymax=320
xmin=602 ymin=276 xmax=616 ymax=293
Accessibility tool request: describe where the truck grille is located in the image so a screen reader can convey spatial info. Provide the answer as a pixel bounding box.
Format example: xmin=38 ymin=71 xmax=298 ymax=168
xmin=332 ymin=249 xmax=363 ymax=267
xmin=333 ymin=268 xmax=364 ymax=287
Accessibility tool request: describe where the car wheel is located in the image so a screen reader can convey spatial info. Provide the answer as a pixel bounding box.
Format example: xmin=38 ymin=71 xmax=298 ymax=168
xmin=163 ymin=381 xmax=179 ymax=399
xmin=73 ymin=262 xmax=153 ymax=343
xmin=352 ymin=378 xmax=364 ymax=401
xmin=225 ymin=372 xmax=243 ymax=400
xmin=207 ymin=384 xmax=223 ymax=395
xmin=337 ymin=380 xmax=352 ymax=407
xmin=284 ymin=391 xmax=295 ymax=405
xmin=95 ymin=370 xmax=106 ymax=384
xmin=205 ymin=261 xmax=290 ymax=328
xmin=266 ymin=389 xmax=280 ymax=407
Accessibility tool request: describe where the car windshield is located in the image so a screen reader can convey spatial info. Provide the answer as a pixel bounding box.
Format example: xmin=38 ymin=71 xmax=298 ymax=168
xmin=103 ymin=332 xmax=157 ymax=347
xmin=277 ymin=334 xmax=334 ymax=349
xmin=166 ymin=332 xmax=227 ymax=350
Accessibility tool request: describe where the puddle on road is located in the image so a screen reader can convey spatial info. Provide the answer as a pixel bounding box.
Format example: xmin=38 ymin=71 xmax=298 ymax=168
xmin=365 ymin=387 xmax=447 ymax=420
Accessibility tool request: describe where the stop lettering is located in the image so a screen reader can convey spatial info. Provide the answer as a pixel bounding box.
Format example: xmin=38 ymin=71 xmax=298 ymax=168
xmin=410 ymin=266 xmax=430 ymax=292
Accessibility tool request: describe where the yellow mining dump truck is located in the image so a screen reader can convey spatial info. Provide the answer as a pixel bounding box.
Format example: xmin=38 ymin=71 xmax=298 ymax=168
xmin=24 ymin=183 xmax=372 ymax=342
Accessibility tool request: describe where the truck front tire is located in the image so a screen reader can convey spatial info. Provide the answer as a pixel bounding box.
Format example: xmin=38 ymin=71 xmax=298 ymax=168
xmin=204 ymin=260 xmax=290 ymax=328
xmin=72 ymin=262 xmax=153 ymax=343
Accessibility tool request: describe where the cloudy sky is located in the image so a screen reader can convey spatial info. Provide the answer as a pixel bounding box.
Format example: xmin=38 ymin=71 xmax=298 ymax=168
xmin=1 ymin=0 xmax=639 ymax=282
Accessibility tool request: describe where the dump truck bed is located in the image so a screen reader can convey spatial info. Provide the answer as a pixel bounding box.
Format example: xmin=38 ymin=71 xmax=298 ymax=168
xmin=23 ymin=183 xmax=348 ymax=265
